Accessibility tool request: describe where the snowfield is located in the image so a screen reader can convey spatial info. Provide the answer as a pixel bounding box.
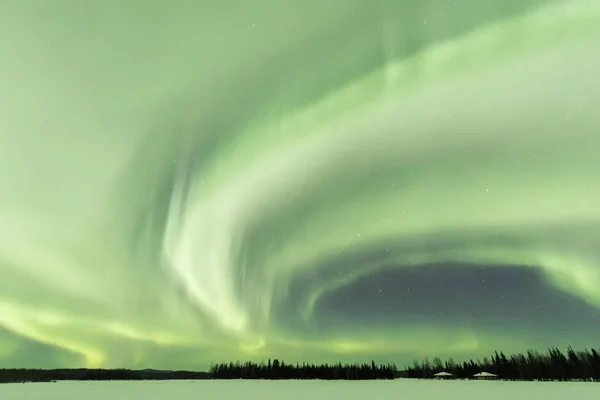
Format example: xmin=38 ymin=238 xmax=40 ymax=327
xmin=1 ymin=379 xmax=598 ymax=400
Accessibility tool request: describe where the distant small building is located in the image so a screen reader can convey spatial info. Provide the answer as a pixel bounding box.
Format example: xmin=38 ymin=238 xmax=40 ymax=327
xmin=433 ymin=371 xmax=454 ymax=380
xmin=473 ymin=372 xmax=498 ymax=380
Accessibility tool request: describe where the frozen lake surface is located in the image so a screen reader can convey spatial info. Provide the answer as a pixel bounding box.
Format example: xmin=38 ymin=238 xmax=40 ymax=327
xmin=1 ymin=379 xmax=598 ymax=400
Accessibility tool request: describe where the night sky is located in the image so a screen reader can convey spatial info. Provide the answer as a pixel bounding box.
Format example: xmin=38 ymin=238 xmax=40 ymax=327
xmin=1 ymin=0 xmax=599 ymax=371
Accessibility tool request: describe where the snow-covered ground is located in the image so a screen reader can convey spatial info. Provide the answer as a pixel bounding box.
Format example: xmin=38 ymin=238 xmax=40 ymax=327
xmin=1 ymin=379 xmax=598 ymax=400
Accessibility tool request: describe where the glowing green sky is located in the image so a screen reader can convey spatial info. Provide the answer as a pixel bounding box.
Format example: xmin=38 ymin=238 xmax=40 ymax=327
xmin=1 ymin=0 xmax=600 ymax=370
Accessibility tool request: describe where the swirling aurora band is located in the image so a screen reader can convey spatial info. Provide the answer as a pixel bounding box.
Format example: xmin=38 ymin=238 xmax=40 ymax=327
xmin=0 ymin=0 xmax=599 ymax=370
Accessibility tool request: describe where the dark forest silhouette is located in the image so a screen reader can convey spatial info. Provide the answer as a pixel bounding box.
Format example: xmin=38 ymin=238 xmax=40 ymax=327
xmin=407 ymin=346 xmax=600 ymax=381
xmin=0 ymin=369 xmax=209 ymax=383
xmin=210 ymin=359 xmax=397 ymax=380
xmin=3 ymin=345 xmax=600 ymax=383
xmin=0 ymin=361 xmax=396 ymax=383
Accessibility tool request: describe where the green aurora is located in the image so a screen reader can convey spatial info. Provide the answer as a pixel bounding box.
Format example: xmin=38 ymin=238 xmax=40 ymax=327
xmin=1 ymin=0 xmax=600 ymax=370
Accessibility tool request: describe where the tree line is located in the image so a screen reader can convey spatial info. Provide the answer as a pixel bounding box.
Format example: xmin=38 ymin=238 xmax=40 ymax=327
xmin=0 ymin=368 xmax=210 ymax=383
xmin=4 ymin=345 xmax=599 ymax=383
xmin=407 ymin=346 xmax=600 ymax=381
xmin=210 ymin=359 xmax=397 ymax=380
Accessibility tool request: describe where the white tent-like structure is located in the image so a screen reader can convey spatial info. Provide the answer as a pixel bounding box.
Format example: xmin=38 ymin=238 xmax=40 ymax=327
xmin=473 ymin=371 xmax=498 ymax=380
xmin=433 ymin=371 xmax=454 ymax=379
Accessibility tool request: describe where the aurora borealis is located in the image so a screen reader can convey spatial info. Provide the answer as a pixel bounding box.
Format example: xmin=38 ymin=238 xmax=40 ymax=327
xmin=1 ymin=0 xmax=600 ymax=370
